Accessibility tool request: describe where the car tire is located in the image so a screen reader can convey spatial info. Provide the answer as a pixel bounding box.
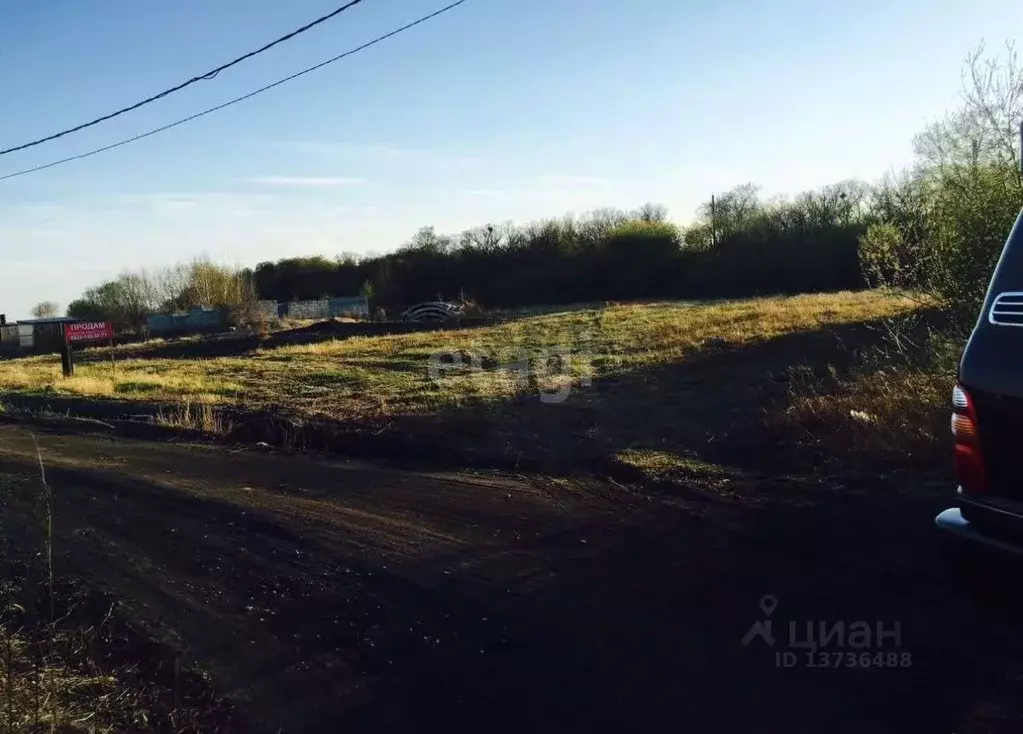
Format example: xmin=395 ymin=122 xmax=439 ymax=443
xmin=939 ymin=536 xmax=1023 ymax=612
xmin=940 ymin=537 xmax=992 ymax=596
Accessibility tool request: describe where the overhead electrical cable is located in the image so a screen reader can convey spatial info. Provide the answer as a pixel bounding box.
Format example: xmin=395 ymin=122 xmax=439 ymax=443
xmin=0 ymin=0 xmax=367 ymax=157
xmin=0 ymin=0 xmax=468 ymax=182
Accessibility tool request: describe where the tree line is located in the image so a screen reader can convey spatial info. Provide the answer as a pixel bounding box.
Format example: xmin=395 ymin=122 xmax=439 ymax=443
xmin=64 ymin=260 xmax=258 ymax=333
xmin=249 ymin=185 xmax=870 ymax=313
xmin=56 ymin=43 xmax=1023 ymax=333
xmin=59 ymin=183 xmax=874 ymax=332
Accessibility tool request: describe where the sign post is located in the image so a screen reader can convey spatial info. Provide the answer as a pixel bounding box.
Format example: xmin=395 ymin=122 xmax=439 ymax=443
xmin=60 ymin=324 xmax=74 ymax=377
xmin=65 ymin=321 xmax=114 ymax=345
xmin=63 ymin=322 xmax=114 ymax=378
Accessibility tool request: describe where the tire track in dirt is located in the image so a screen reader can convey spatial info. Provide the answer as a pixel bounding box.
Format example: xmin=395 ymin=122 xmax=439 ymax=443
xmin=0 ymin=425 xmax=630 ymax=731
xmin=3 ymin=425 xmax=1023 ymax=732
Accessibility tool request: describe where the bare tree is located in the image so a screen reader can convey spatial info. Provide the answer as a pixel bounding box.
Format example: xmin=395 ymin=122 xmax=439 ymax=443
xmin=402 ymin=226 xmax=453 ymax=255
xmin=578 ymin=208 xmax=628 ymax=248
xmin=458 ymin=224 xmax=506 ymax=252
xmin=797 ymin=179 xmax=873 ymax=228
xmin=115 ymin=271 xmax=158 ymax=333
xmin=152 ymin=264 xmax=191 ymax=312
xmin=914 ymin=42 xmax=1023 ymax=193
xmin=170 ymin=258 xmax=260 ymax=329
xmin=635 ymin=203 xmax=668 ymax=223
xmin=30 ymin=301 xmax=58 ymax=319
xmin=698 ymin=183 xmax=761 ymax=238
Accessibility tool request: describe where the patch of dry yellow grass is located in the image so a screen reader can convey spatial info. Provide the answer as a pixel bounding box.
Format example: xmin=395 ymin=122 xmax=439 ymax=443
xmin=0 ymin=358 xmax=240 ymax=401
xmin=0 ymin=291 xmax=920 ymax=427
xmin=772 ymin=364 xmax=952 ymax=468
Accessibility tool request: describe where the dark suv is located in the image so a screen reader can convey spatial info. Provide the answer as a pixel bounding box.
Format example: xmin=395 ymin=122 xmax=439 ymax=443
xmin=936 ymin=208 xmax=1023 ymax=559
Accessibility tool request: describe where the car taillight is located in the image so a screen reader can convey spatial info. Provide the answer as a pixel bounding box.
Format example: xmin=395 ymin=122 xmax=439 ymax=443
xmin=952 ymin=384 xmax=987 ymax=493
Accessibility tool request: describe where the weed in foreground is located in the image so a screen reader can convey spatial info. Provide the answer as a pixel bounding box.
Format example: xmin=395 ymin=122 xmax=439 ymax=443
xmin=154 ymin=401 xmax=234 ymax=435
xmin=0 ymin=440 xmax=233 ymax=732
xmin=767 ymin=313 xmax=958 ymax=472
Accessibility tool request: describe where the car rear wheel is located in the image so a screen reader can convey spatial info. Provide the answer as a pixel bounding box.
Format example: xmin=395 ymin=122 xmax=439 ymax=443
xmin=939 ymin=535 xmax=1023 ymax=611
xmin=940 ymin=537 xmax=995 ymax=596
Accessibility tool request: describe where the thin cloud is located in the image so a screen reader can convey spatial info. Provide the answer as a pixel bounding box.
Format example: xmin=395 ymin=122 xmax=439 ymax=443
xmin=13 ymin=202 xmax=68 ymax=216
xmin=531 ymin=175 xmax=617 ymax=189
xmin=278 ymin=141 xmax=484 ymax=167
xmin=112 ymin=192 xmax=276 ymax=206
xmin=243 ymin=176 xmax=365 ymax=187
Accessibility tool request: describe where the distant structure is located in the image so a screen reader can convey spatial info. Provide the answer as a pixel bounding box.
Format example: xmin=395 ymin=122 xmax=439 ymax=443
xmin=401 ymin=302 xmax=463 ymax=323
xmin=146 ymin=307 xmax=226 ymax=337
xmin=2 ymin=316 xmax=81 ymax=353
xmin=279 ymin=297 xmax=369 ymax=320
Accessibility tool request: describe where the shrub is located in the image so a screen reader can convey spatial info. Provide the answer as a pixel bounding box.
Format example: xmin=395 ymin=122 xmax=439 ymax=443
xmin=769 ymin=312 xmax=960 ymax=471
xmin=601 ymin=220 xmax=682 ymax=257
xmin=859 ymin=222 xmax=912 ymax=289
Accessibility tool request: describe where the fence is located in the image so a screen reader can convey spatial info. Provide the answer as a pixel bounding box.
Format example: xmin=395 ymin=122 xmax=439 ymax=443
xmin=256 ymin=300 xmax=278 ymax=320
xmin=141 ymin=296 xmax=370 ymax=338
xmin=1 ymin=325 xmax=20 ymax=349
xmin=280 ymin=297 xmax=369 ymax=320
xmin=147 ymin=308 xmax=226 ymax=337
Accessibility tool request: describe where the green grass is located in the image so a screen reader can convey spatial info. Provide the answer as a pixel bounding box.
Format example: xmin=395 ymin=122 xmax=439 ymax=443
xmin=616 ymin=449 xmax=737 ymax=481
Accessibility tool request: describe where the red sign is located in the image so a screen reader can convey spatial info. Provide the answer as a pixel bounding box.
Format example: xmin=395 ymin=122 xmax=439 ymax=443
xmin=65 ymin=321 xmax=113 ymax=344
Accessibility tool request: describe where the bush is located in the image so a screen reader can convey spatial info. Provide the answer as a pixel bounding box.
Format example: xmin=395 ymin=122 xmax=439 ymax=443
xmin=859 ymin=223 xmax=912 ymax=289
xmin=927 ymin=165 xmax=1023 ymax=328
xmin=602 ymin=220 xmax=682 ymax=257
xmin=226 ymin=300 xmax=270 ymax=336
xmin=769 ymin=314 xmax=959 ymax=472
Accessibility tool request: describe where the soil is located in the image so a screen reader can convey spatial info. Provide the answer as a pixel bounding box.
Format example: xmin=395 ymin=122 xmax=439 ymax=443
xmin=1 ymin=424 xmax=1023 ymax=733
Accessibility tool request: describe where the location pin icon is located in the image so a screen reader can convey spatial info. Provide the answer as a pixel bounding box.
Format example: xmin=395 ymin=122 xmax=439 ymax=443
xmin=759 ymin=595 xmax=778 ymax=616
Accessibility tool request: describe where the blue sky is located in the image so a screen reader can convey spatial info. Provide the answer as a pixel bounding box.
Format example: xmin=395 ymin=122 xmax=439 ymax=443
xmin=0 ymin=0 xmax=1019 ymax=318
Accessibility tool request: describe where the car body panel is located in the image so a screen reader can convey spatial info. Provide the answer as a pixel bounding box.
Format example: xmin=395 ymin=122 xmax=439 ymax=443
xmin=937 ymin=208 xmax=1023 ymax=557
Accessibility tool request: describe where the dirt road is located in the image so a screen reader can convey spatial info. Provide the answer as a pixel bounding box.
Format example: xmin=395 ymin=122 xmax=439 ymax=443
xmin=1 ymin=424 xmax=1022 ymax=732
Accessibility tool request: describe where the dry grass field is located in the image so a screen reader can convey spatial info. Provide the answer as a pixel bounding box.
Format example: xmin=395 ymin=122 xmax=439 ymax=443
xmin=0 ymin=290 xmax=941 ymax=479
xmin=0 ymin=290 xmax=1005 ymax=733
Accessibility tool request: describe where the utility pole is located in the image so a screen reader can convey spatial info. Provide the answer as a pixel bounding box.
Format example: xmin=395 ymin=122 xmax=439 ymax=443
xmin=710 ymin=194 xmax=717 ymax=247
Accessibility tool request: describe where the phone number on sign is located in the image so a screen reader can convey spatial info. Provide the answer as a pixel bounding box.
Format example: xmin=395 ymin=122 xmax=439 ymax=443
xmin=802 ymin=652 xmax=912 ymax=668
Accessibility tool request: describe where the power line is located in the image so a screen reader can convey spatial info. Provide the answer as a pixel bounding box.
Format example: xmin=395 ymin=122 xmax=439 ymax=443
xmin=0 ymin=0 xmax=367 ymax=158
xmin=0 ymin=0 xmax=467 ymax=182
